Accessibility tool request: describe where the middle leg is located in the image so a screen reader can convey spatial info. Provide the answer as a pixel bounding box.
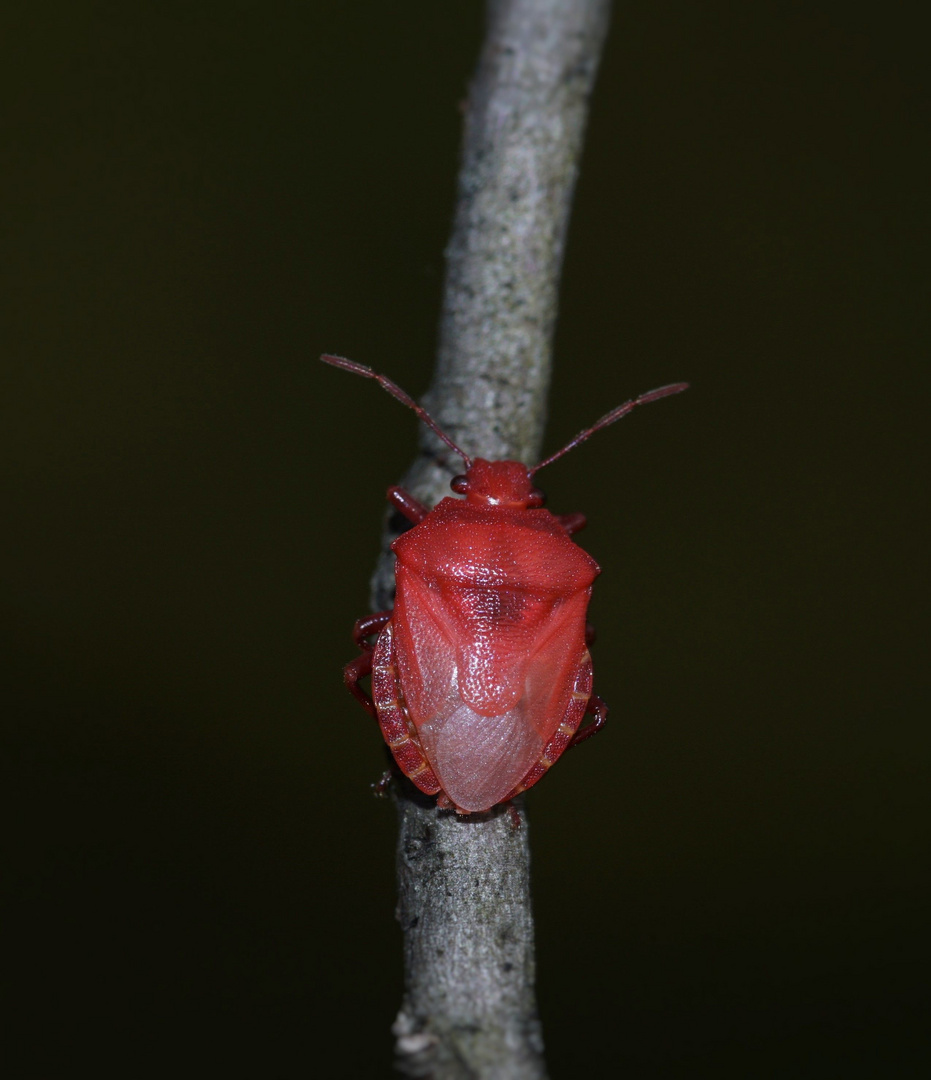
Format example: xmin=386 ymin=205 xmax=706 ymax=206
xmin=345 ymin=610 xmax=393 ymax=716
xmin=353 ymin=610 xmax=391 ymax=650
xmin=344 ymin=649 xmax=376 ymax=716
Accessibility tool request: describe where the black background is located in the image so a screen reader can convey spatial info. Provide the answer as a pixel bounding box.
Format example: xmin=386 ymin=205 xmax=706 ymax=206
xmin=3 ymin=2 xmax=927 ymax=1075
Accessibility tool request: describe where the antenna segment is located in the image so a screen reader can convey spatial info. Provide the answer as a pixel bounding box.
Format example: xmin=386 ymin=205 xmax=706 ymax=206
xmin=321 ymin=354 xmax=472 ymax=467
xmin=530 ymin=382 xmax=689 ymax=474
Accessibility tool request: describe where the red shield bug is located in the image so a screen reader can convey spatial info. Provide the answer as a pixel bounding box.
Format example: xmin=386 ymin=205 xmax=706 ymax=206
xmin=322 ymin=354 xmax=687 ymax=814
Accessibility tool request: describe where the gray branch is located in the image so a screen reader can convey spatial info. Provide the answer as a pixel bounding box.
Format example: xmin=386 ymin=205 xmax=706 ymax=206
xmin=372 ymin=2 xmax=612 ymax=1077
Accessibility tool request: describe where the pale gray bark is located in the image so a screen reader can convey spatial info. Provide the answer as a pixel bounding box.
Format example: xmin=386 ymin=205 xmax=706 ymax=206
xmin=370 ymin=2 xmax=613 ymax=1077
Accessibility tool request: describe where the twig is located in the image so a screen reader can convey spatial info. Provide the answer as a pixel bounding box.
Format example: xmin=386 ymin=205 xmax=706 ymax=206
xmin=372 ymin=2 xmax=612 ymax=1077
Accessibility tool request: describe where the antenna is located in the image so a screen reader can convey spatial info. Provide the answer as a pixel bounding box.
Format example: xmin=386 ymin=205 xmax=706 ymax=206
xmin=321 ymin=355 xmax=472 ymax=468
xmin=530 ymin=382 xmax=689 ymax=475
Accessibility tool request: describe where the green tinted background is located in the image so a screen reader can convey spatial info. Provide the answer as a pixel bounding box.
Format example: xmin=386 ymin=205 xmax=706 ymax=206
xmin=3 ymin=2 xmax=927 ymax=1075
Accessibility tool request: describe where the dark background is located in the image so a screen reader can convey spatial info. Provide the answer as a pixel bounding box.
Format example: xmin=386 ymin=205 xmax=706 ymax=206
xmin=3 ymin=2 xmax=927 ymax=1075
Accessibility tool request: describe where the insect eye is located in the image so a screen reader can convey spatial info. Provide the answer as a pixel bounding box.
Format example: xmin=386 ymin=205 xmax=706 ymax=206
xmin=528 ymin=488 xmax=546 ymax=507
xmin=450 ymin=475 xmax=469 ymax=494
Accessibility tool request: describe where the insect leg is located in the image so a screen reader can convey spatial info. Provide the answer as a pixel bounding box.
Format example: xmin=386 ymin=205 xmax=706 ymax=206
xmin=345 ymin=611 xmax=392 ymax=715
xmin=568 ymin=692 xmax=608 ymax=748
xmin=557 ymin=512 xmax=587 ymax=535
xmin=372 ymin=769 xmax=394 ymax=798
xmin=352 ymin=610 xmax=392 ymax=650
xmin=387 ymin=486 xmax=429 ymax=524
xmin=344 ymin=651 xmax=377 ymax=716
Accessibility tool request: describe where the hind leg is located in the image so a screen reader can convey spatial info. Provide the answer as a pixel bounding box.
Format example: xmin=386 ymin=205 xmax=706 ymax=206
xmin=568 ymin=692 xmax=608 ymax=748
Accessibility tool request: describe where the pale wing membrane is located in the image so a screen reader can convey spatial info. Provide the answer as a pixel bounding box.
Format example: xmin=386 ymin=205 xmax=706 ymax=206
xmin=428 ymin=699 xmax=541 ymax=813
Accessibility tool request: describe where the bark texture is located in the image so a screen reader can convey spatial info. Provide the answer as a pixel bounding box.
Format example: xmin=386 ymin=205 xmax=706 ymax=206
xmin=374 ymin=2 xmax=613 ymax=1077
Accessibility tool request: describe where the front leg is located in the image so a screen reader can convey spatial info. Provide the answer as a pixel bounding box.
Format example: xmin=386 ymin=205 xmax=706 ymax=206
xmin=388 ymin=485 xmax=429 ymax=524
xmin=558 ymin=512 xmax=587 ymax=536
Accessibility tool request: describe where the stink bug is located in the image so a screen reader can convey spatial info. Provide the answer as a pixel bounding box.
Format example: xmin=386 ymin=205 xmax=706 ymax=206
xmin=323 ymin=354 xmax=687 ymax=814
